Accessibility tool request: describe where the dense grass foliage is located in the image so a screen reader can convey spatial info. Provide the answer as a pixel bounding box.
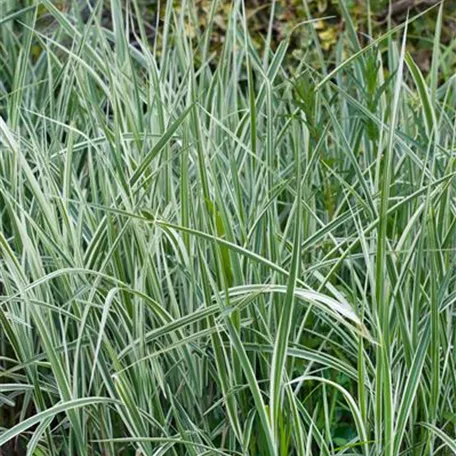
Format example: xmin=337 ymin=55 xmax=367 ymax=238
xmin=1 ymin=1 xmax=455 ymax=455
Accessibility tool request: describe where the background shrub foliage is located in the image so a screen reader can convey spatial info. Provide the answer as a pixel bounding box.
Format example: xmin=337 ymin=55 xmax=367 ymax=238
xmin=9 ymin=0 xmax=456 ymax=72
xmin=173 ymin=0 xmax=456 ymax=71
xmin=0 ymin=0 xmax=456 ymax=455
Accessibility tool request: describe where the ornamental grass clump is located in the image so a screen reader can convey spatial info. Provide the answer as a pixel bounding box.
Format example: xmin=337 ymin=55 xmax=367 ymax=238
xmin=0 ymin=1 xmax=455 ymax=455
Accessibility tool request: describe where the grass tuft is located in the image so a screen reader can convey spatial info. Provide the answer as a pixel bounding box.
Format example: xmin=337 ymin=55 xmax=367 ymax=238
xmin=0 ymin=1 xmax=455 ymax=455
